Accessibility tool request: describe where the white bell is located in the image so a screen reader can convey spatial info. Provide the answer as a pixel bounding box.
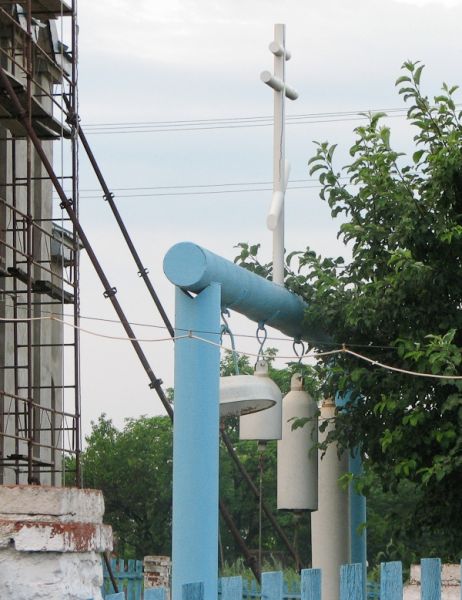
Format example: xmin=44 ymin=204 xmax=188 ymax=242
xmin=277 ymin=373 xmax=318 ymax=510
xmin=239 ymin=360 xmax=282 ymax=440
xmin=219 ymin=363 xmax=278 ymax=417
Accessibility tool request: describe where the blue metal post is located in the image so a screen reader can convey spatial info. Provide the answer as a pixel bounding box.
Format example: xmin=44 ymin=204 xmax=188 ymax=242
xmin=336 ymin=392 xmax=367 ymax=592
xmin=172 ymin=284 xmax=221 ymax=600
xmin=349 ymin=450 xmax=367 ymax=598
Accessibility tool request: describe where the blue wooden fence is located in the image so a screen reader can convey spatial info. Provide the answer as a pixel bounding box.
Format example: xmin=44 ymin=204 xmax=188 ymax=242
xmin=102 ymin=558 xmax=144 ymax=599
xmin=102 ymin=558 xmax=460 ymax=600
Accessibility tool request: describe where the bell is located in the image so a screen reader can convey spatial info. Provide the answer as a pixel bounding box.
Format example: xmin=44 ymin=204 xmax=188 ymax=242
xmin=239 ymin=360 xmax=282 ymax=440
xmin=277 ymin=373 xmax=318 ymax=510
xmin=219 ymin=360 xmax=279 ymax=417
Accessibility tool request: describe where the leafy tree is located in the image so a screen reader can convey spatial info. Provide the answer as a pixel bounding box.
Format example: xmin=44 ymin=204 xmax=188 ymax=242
xmin=80 ymin=414 xmax=173 ymax=558
xmin=236 ymin=62 xmax=462 ymax=562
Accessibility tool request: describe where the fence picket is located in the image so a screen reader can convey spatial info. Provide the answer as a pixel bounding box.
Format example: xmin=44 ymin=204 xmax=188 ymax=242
xmin=106 ymin=594 xmax=125 ymax=600
xmin=144 ymin=588 xmax=168 ymax=600
xmin=340 ymin=563 xmax=363 ymax=600
xmin=221 ymin=576 xmax=243 ymax=600
xmin=301 ymin=568 xmax=321 ymax=600
xmin=261 ymin=571 xmax=283 ymax=600
xmin=421 ymin=558 xmax=441 ymax=600
xmin=182 ymin=582 xmax=204 ymax=600
xmin=380 ymin=561 xmax=402 ymax=600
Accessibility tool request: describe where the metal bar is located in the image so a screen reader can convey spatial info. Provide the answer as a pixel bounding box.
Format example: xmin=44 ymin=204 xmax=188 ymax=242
xmin=103 ymin=552 xmax=119 ymax=594
xmin=220 ymin=427 xmax=301 ymax=569
xmin=64 ymin=96 xmax=174 ymax=338
xmin=0 ymin=432 xmax=77 ymax=453
xmin=25 ymin=0 xmax=33 ymax=482
xmin=219 ymin=498 xmax=260 ymax=582
xmin=70 ymin=0 xmax=81 ymax=487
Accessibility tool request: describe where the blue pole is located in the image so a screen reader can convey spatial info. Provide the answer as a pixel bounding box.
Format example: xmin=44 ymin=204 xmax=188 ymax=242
xmin=172 ymin=284 xmax=221 ymax=600
xmin=163 ymin=242 xmax=328 ymax=342
xmin=336 ymin=392 xmax=367 ymax=593
xmin=349 ymin=450 xmax=367 ymax=599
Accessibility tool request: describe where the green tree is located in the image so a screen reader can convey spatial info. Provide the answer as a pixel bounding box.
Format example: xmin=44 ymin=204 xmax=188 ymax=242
xmin=237 ymin=62 xmax=462 ymax=562
xmin=80 ymin=414 xmax=173 ymax=558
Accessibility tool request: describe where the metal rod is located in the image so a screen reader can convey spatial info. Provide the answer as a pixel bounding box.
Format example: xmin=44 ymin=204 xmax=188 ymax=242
xmin=219 ymin=498 xmax=260 ymax=582
xmin=220 ymin=427 xmax=301 ymax=569
xmin=63 ymin=96 xmax=175 ymax=338
xmin=103 ymin=552 xmax=119 ymax=594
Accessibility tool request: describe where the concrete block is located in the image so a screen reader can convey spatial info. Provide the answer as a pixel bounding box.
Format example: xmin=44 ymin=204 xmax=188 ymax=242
xmin=0 ymin=484 xmax=105 ymax=523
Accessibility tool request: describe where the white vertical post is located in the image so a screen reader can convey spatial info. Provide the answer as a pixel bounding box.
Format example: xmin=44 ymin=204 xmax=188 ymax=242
xmin=262 ymin=25 xmax=298 ymax=285
xmin=272 ymin=23 xmax=286 ymax=285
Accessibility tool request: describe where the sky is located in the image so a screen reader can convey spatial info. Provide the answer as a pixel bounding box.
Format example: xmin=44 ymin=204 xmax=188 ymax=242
xmin=63 ymin=0 xmax=462 ymax=438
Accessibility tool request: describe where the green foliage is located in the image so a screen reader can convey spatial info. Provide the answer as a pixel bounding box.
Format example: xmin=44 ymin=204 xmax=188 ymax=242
xmin=236 ymin=62 xmax=462 ymax=561
xmin=78 ymin=414 xmax=173 ymax=558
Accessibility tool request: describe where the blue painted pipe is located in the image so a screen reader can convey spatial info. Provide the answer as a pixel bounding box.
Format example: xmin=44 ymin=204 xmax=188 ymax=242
xmin=163 ymin=242 xmax=326 ymax=342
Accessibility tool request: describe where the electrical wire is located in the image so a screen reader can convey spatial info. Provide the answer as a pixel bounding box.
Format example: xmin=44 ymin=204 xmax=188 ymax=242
xmin=1 ymin=312 xmax=459 ymax=380
xmin=82 ymin=104 xmax=442 ymax=134
xmin=80 ymin=113 xmax=408 ymax=135
xmin=83 ymin=107 xmax=411 ymax=128
xmin=0 ymin=298 xmax=394 ymax=348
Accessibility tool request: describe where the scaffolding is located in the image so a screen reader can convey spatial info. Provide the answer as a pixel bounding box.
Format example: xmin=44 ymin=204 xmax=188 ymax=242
xmin=0 ymin=0 xmax=80 ymax=486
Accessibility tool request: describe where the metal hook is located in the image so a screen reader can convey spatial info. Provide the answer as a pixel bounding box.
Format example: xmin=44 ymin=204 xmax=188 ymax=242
xmin=256 ymin=322 xmax=268 ymax=361
xmin=293 ymin=339 xmax=306 ymax=364
xmin=221 ymin=309 xmax=239 ymax=374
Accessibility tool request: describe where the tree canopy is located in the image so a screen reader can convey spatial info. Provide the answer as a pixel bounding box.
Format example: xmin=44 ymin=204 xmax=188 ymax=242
xmin=237 ymin=61 xmax=462 ymax=559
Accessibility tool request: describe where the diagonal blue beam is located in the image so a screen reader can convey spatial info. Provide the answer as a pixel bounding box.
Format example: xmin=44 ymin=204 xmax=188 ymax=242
xmin=163 ymin=242 xmax=326 ymax=342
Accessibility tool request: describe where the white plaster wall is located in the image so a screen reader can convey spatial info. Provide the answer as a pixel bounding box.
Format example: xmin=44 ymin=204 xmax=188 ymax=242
xmin=0 ymin=548 xmax=104 ymax=600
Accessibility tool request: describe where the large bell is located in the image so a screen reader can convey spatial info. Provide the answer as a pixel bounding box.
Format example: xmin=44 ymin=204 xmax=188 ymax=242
xmin=277 ymin=373 xmax=318 ymax=510
xmin=219 ymin=359 xmax=280 ymax=417
xmin=239 ymin=360 xmax=282 ymax=440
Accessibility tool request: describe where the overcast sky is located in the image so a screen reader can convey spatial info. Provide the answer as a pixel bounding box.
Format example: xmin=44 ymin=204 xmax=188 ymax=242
xmin=68 ymin=0 xmax=462 ymax=438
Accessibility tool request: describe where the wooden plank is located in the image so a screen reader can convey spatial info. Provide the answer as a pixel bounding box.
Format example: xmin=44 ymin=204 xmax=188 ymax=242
xmin=145 ymin=589 xmax=167 ymax=600
xmin=127 ymin=559 xmax=135 ymax=599
xmin=182 ymin=582 xmax=204 ymax=600
xmin=106 ymin=593 xmax=126 ymax=600
xmin=380 ymin=561 xmax=403 ymax=600
xmin=261 ymin=571 xmax=283 ymax=600
xmin=301 ymin=568 xmax=322 ymax=600
xmin=221 ymin=576 xmax=243 ymax=600
xmin=340 ymin=564 xmax=363 ymax=600
xmin=421 ymin=558 xmax=441 ymax=600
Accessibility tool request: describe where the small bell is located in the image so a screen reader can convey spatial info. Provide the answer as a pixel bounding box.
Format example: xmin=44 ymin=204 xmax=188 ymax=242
xmin=219 ymin=360 xmax=280 ymax=417
xmin=239 ymin=360 xmax=282 ymax=440
xmin=277 ymin=373 xmax=318 ymax=511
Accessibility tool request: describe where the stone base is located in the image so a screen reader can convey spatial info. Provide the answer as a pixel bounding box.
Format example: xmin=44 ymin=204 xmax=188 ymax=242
xmin=0 ymin=485 xmax=112 ymax=600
